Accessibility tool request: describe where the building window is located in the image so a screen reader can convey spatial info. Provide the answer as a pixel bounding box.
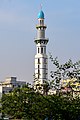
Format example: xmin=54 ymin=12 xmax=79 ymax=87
xmin=2 ymin=91 xmax=5 ymax=94
xmin=12 ymin=85 xmax=14 ymax=88
xmin=18 ymin=85 xmax=20 ymax=87
xmin=41 ymin=47 xmax=43 ymax=53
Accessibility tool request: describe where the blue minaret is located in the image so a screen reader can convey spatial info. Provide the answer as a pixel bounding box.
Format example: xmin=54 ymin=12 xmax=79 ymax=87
xmin=34 ymin=10 xmax=49 ymax=89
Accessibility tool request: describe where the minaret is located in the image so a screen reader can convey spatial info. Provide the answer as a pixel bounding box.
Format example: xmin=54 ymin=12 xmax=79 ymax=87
xmin=34 ymin=10 xmax=49 ymax=90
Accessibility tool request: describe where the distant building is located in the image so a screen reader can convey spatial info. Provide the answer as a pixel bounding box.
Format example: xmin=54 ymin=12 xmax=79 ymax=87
xmin=0 ymin=77 xmax=26 ymax=118
xmin=61 ymin=78 xmax=80 ymax=97
xmin=0 ymin=77 xmax=26 ymax=95
xmin=48 ymin=88 xmax=56 ymax=95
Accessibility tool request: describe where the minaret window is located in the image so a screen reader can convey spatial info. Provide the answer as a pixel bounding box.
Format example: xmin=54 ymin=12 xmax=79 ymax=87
xmin=40 ymin=20 xmax=43 ymax=25
xmin=40 ymin=20 xmax=41 ymax=25
xmin=44 ymin=47 xmax=46 ymax=53
xmin=38 ymin=69 xmax=40 ymax=79
xmin=38 ymin=65 xmax=39 ymax=68
xmin=38 ymin=48 xmax=39 ymax=53
xmin=38 ymin=74 xmax=39 ymax=79
xmin=38 ymin=58 xmax=40 ymax=64
xmin=44 ymin=58 xmax=46 ymax=64
xmin=38 ymin=69 xmax=40 ymax=74
xmin=44 ymin=64 xmax=46 ymax=68
xmin=41 ymin=47 xmax=43 ymax=53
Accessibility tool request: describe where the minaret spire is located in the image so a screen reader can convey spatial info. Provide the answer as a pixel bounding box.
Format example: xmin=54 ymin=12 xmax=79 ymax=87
xmin=40 ymin=4 xmax=42 ymax=10
xmin=34 ymin=9 xmax=49 ymax=93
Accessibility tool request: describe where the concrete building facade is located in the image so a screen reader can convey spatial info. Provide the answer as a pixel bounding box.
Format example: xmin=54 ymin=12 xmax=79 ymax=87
xmin=0 ymin=77 xmax=26 ymax=95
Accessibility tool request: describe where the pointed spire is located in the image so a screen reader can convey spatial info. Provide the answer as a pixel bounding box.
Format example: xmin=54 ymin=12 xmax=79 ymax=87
xmin=40 ymin=4 xmax=42 ymax=10
xmin=38 ymin=5 xmax=44 ymax=19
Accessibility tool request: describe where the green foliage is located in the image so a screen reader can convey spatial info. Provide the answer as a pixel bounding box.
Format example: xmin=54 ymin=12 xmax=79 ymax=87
xmin=1 ymin=85 xmax=80 ymax=120
xmin=49 ymin=53 xmax=80 ymax=92
xmin=1 ymin=55 xmax=80 ymax=119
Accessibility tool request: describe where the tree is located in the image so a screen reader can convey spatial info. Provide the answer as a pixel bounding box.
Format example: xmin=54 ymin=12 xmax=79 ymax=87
xmin=1 ymin=85 xmax=80 ymax=120
xmin=1 ymin=85 xmax=51 ymax=119
xmin=49 ymin=53 xmax=80 ymax=95
xmin=1 ymin=54 xmax=80 ymax=119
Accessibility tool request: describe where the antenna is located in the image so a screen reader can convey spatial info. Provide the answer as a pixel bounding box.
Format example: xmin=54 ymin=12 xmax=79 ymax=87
xmin=40 ymin=4 xmax=42 ymax=10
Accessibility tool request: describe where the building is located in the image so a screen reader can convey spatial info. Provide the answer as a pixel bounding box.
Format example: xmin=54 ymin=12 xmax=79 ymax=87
xmin=61 ymin=78 xmax=80 ymax=97
xmin=34 ymin=10 xmax=49 ymax=91
xmin=0 ymin=77 xmax=26 ymax=95
xmin=0 ymin=77 xmax=26 ymax=118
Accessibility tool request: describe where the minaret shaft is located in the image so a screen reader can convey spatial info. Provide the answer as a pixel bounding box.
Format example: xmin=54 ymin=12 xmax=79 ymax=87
xmin=37 ymin=28 xmax=45 ymax=38
xmin=34 ymin=10 xmax=49 ymax=86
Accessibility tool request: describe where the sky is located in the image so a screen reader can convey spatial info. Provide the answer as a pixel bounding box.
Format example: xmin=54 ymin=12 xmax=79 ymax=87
xmin=0 ymin=0 xmax=80 ymax=83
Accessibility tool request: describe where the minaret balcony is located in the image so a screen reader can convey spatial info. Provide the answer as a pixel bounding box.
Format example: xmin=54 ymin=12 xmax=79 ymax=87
xmin=36 ymin=25 xmax=47 ymax=29
xmin=34 ymin=38 xmax=49 ymax=44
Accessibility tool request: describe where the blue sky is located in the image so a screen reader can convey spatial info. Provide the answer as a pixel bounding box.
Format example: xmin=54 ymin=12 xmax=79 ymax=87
xmin=0 ymin=0 xmax=80 ymax=83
